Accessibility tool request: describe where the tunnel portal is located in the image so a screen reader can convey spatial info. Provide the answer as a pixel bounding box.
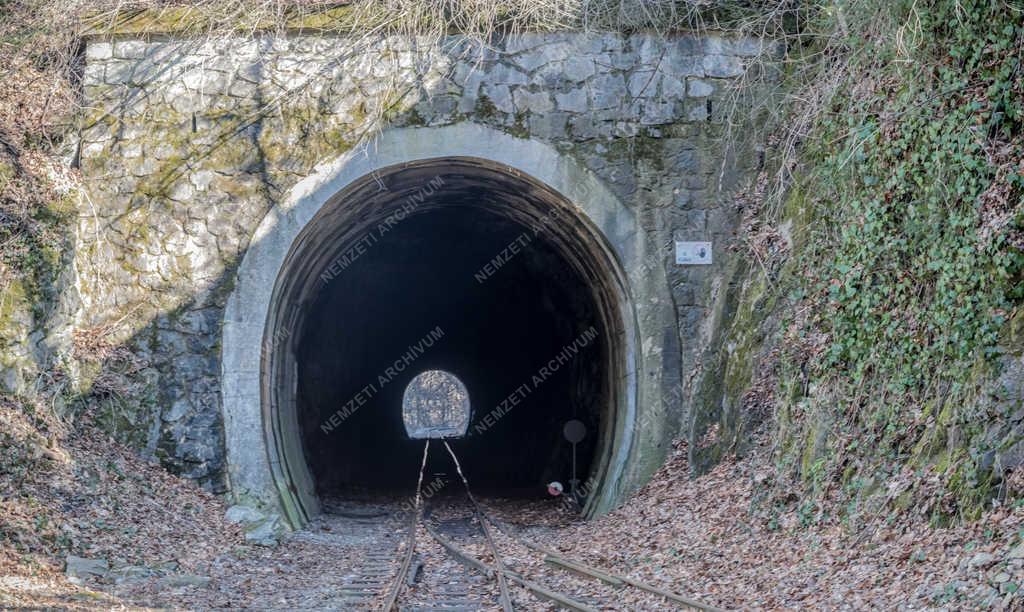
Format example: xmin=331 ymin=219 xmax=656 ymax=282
xmin=261 ymin=156 xmax=637 ymax=524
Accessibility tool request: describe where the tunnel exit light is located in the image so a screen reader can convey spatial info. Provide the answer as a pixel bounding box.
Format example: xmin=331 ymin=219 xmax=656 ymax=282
xmin=402 ymin=370 xmax=471 ymax=439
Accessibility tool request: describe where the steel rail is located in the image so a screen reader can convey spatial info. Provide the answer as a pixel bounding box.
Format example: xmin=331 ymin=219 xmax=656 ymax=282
xmin=441 ymin=439 xmax=514 ymax=612
xmin=422 ymin=513 xmax=598 ymax=612
xmin=402 ymin=440 xmax=725 ymax=612
xmin=486 ymin=513 xmax=725 ymax=612
xmin=382 ymin=439 xmax=430 ymax=611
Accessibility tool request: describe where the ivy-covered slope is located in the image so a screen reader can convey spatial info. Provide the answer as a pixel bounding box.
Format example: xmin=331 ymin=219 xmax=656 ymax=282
xmin=697 ymin=0 xmax=1024 ymax=524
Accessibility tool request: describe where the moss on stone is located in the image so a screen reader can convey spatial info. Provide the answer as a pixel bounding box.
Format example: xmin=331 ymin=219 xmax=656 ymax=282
xmin=82 ymin=5 xmax=379 ymax=37
xmin=0 ymin=279 xmax=29 ymax=349
xmin=607 ymin=128 xmax=669 ymax=170
xmin=473 ymin=95 xmax=499 ymax=121
xmin=999 ymin=306 xmax=1024 ymax=356
xmin=402 ymin=107 xmax=428 ymax=127
xmin=91 ymin=395 xmax=153 ymax=449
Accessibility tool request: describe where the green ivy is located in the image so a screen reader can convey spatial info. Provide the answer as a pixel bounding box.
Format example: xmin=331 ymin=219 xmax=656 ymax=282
xmin=783 ymin=0 xmax=1024 ymax=517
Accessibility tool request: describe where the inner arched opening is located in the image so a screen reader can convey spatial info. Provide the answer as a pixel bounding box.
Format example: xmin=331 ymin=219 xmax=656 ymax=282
xmin=264 ymin=158 xmax=631 ymax=524
xmin=297 ymin=206 xmax=604 ymax=496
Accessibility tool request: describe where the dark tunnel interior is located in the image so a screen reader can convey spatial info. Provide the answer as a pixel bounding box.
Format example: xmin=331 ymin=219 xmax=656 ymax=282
xmin=295 ymin=204 xmax=608 ymax=500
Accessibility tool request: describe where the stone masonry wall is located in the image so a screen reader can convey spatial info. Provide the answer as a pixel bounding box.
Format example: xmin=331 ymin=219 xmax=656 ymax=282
xmin=75 ymin=30 xmax=780 ymax=491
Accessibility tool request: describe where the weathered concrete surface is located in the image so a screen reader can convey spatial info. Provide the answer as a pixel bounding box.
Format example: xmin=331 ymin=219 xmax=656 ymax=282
xmin=74 ymin=30 xmax=780 ymax=517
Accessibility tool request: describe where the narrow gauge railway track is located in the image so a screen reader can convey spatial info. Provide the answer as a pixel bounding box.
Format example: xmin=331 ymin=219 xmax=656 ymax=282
xmin=378 ymin=440 xmax=724 ymax=612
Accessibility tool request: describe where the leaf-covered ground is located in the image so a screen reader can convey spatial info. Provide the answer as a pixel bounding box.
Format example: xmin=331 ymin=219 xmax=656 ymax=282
xmin=512 ymin=436 xmax=1024 ymax=609
xmin=5 ymin=404 xmax=1024 ymax=609
xmin=0 ymin=395 xmax=241 ymax=609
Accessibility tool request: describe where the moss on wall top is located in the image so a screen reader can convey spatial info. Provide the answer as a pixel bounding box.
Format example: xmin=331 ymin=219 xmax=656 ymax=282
xmin=80 ymin=1 xmax=794 ymax=38
xmin=82 ymin=5 xmax=373 ymax=37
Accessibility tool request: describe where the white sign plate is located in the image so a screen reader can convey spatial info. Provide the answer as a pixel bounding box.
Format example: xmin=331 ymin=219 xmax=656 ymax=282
xmin=675 ymin=241 xmax=712 ymax=265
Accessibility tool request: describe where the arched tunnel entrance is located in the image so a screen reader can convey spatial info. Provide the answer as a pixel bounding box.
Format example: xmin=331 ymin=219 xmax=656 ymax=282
xmin=263 ymin=158 xmax=633 ymax=525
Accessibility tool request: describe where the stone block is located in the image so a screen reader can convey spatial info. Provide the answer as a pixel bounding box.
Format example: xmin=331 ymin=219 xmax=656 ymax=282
xmin=563 ymin=56 xmax=596 ymax=82
xmin=86 ymin=42 xmax=113 ymax=61
xmin=635 ymin=34 xmax=664 ymax=68
xmin=503 ymin=33 xmax=548 ymax=54
xmin=590 ymin=73 xmax=626 ymax=110
xmin=628 ymin=71 xmax=657 ymax=98
xmin=114 ymin=40 xmax=150 ymax=59
xmin=225 ymin=504 xmax=266 ymax=524
xmin=661 ymin=74 xmax=686 ymax=101
xmin=673 ymin=283 xmax=696 ymax=306
xmin=688 ymin=78 xmax=715 ymax=98
xmin=169 ymin=180 xmax=195 ymax=202
xmin=675 ymin=35 xmax=703 ymax=56
xmin=663 ymin=54 xmax=704 ymax=77
xmin=489 ymin=63 xmax=529 ymax=86
xmin=104 ymin=61 xmax=135 ymax=85
xmin=569 ymin=34 xmax=607 ymax=56
xmin=244 ymin=516 xmax=281 ymax=546
xmin=83 ymin=64 xmax=105 ymax=87
xmin=602 ymin=45 xmax=635 ymax=71
xmin=512 ymin=88 xmax=554 ymax=114
xmin=528 ymin=112 xmax=569 ymax=140
xmin=686 ymin=100 xmax=710 ymax=122
xmin=65 ymin=556 xmax=110 ymax=584
xmin=189 ymin=170 xmax=216 ymax=191
xmin=703 ymin=54 xmax=745 ymax=78
xmin=513 ymin=49 xmax=549 ymax=73
xmin=569 ymin=114 xmax=610 ymax=140
xmin=555 ymin=88 xmax=588 ymax=113
xmin=163 ymin=398 xmax=191 ymax=422
xmin=80 ymin=142 xmax=106 ymax=159
xmin=640 ymin=100 xmax=675 ymax=125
